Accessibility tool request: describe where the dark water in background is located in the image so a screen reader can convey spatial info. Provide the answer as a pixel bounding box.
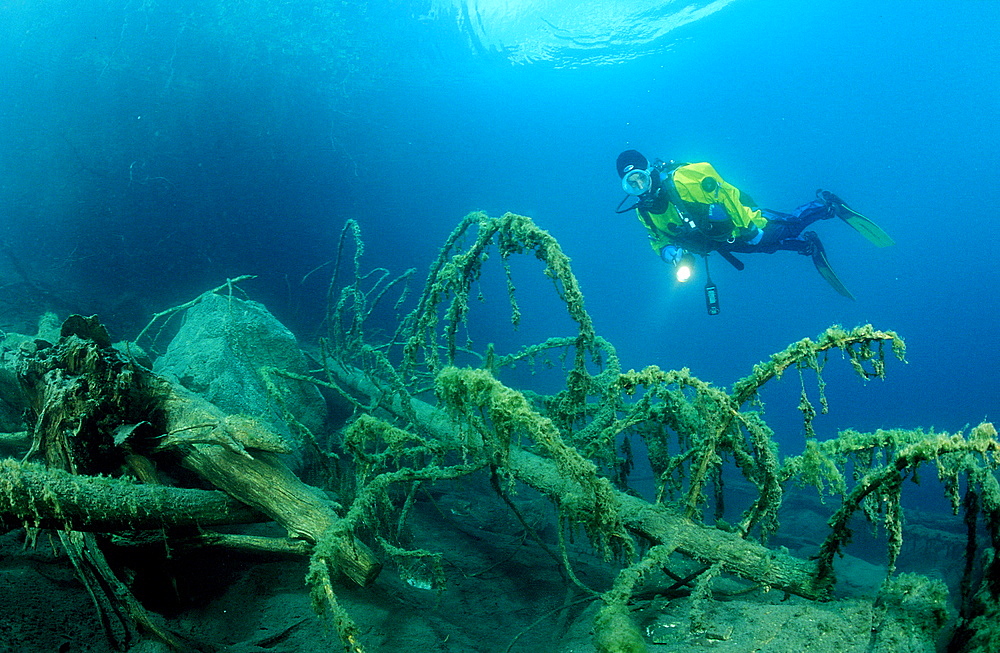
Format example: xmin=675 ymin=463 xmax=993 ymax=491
xmin=0 ymin=0 xmax=997 ymax=461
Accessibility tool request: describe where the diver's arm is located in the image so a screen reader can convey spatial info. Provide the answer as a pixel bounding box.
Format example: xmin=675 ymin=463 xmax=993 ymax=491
xmin=637 ymin=206 xmax=675 ymax=255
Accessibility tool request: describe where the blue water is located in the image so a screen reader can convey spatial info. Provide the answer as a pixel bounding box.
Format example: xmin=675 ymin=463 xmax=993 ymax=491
xmin=1 ymin=0 xmax=997 ymax=454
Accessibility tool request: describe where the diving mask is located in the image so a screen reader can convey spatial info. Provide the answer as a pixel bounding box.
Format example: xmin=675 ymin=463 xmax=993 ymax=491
xmin=621 ymin=166 xmax=653 ymax=196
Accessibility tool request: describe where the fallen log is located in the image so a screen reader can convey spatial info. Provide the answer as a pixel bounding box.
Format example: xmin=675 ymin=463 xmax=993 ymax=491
xmin=13 ymin=320 xmax=381 ymax=587
xmin=0 ymin=458 xmax=262 ymax=532
xmin=323 ymin=359 xmax=829 ymax=600
xmin=156 ymin=382 xmax=382 ymax=586
xmin=508 ymin=447 xmax=827 ymax=599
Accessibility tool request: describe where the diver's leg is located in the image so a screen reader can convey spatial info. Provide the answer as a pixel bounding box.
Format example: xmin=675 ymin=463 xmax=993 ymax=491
xmin=816 ymin=189 xmax=851 ymax=215
xmin=747 ymin=208 xmax=809 ymax=253
xmin=729 ymin=201 xmax=836 ymax=254
xmin=787 ymin=200 xmax=836 ymax=231
xmin=746 ymin=203 xmax=830 ymax=250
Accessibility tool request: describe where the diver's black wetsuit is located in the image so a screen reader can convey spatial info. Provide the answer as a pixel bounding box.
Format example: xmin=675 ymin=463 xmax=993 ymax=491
xmin=723 ymin=200 xmax=835 ymax=255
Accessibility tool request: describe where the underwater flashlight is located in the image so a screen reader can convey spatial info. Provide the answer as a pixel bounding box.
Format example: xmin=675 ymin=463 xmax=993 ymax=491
xmin=675 ymin=252 xmax=696 ymax=283
xmin=622 ymin=167 xmax=652 ymax=196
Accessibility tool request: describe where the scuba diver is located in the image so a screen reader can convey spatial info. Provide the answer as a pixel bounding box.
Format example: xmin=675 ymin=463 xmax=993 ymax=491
xmin=615 ymin=149 xmax=894 ymax=314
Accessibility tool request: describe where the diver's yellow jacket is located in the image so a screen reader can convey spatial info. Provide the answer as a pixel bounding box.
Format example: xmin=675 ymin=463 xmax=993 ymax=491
xmin=638 ymin=162 xmax=768 ymax=254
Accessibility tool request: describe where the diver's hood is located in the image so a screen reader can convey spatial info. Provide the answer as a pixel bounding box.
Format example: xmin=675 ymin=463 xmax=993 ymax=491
xmin=616 ymin=150 xmax=648 ymax=178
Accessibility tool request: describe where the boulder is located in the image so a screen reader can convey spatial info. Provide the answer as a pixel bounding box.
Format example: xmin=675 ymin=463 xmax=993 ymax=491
xmin=154 ymin=294 xmax=326 ymax=449
xmin=0 ymin=311 xmax=62 ymax=434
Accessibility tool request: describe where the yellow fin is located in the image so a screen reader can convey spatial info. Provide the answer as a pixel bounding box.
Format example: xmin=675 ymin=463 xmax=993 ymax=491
xmin=840 ymin=209 xmax=895 ymax=247
xmin=808 ymin=236 xmax=856 ymax=300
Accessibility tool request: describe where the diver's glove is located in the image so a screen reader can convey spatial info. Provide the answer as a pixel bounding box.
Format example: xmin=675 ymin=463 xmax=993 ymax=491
xmin=661 ymin=246 xmax=696 ymax=282
xmin=659 ymin=245 xmax=686 ymax=265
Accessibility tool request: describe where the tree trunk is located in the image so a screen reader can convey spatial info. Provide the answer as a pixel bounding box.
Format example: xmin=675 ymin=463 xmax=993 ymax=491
xmin=155 ymin=383 xmax=382 ymax=586
xmin=0 ymin=458 xmax=262 ymax=532
xmin=330 ymin=360 xmax=829 ymax=600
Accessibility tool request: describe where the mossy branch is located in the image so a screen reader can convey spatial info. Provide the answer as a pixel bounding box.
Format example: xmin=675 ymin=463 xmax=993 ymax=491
xmin=435 ymin=366 xmax=632 ymax=558
xmin=730 ymin=324 xmax=905 ymax=407
xmin=133 ymin=275 xmax=257 ymax=351
xmin=397 ymin=212 xmax=600 ymax=386
xmin=612 ymin=325 xmax=906 ymax=531
xmin=814 ymin=424 xmax=1000 ymax=585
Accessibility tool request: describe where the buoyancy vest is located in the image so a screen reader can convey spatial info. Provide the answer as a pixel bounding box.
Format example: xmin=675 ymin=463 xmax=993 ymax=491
xmin=637 ymin=162 xmax=768 ymax=255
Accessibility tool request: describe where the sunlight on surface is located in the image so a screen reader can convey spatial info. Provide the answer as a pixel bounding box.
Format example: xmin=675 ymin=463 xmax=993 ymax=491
xmin=424 ymin=0 xmax=741 ymax=65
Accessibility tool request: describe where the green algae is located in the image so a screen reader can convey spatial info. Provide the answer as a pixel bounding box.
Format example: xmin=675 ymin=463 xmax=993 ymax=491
xmin=122 ymin=211 xmax=997 ymax=652
xmin=306 ymin=213 xmax=995 ymax=652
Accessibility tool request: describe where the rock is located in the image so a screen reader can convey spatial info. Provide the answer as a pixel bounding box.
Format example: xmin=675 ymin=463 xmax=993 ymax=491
xmin=0 ymin=312 xmax=61 ymax=434
xmin=153 ymin=294 xmax=326 ymax=451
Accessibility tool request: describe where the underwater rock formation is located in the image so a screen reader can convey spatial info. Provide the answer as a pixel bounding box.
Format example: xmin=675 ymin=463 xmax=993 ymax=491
xmin=153 ymin=291 xmax=327 ymax=443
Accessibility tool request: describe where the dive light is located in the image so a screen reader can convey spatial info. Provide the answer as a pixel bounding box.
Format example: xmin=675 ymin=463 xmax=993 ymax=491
xmin=675 ymin=252 xmax=696 ymax=283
